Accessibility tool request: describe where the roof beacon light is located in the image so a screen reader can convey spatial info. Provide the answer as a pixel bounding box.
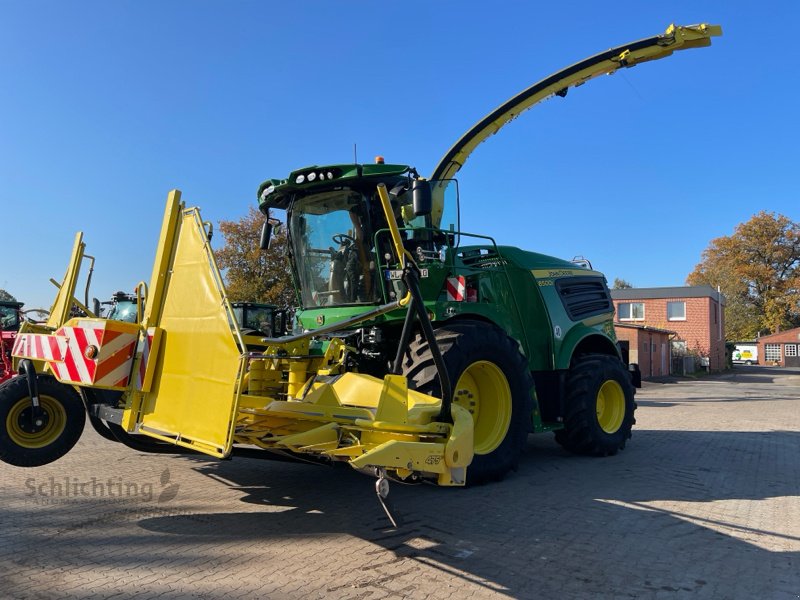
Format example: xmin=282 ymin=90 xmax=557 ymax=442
xmin=375 ymin=156 xmax=385 ymax=164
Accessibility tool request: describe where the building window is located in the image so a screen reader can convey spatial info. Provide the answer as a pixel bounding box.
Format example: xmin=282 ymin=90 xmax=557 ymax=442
xmin=765 ymin=344 xmax=781 ymax=362
xmin=786 ymin=344 xmax=798 ymax=358
xmin=618 ymin=302 xmax=645 ymax=321
xmin=667 ymin=301 xmax=686 ymax=321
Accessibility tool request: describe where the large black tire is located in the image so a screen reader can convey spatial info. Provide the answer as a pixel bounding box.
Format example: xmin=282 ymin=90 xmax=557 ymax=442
xmin=87 ymin=414 xmax=121 ymax=442
xmin=79 ymin=388 xmax=123 ymax=443
xmin=402 ymin=321 xmax=534 ymax=485
xmin=82 ymin=389 xmax=184 ymax=454
xmin=0 ymin=376 xmax=86 ymax=467
xmin=555 ymin=354 xmax=636 ymax=456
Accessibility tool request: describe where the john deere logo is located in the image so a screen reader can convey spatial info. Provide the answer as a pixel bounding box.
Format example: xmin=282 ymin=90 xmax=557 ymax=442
xmin=316 ymin=315 xmax=325 ymax=326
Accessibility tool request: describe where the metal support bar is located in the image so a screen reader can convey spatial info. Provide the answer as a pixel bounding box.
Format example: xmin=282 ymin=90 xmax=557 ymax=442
xmin=17 ymin=359 xmax=42 ymax=420
xmin=89 ymin=403 xmax=124 ymax=424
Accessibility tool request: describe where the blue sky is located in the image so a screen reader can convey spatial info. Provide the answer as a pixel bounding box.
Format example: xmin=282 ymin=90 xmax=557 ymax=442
xmin=1 ymin=1 xmax=798 ymax=310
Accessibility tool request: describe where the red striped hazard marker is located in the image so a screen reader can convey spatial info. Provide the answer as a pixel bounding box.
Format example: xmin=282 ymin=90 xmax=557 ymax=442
xmin=446 ymin=276 xmax=466 ymax=302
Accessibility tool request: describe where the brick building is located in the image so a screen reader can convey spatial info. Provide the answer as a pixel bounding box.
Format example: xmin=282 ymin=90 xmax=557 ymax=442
xmin=757 ymin=327 xmax=800 ymax=367
xmin=614 ymin=323 xmax=673 ymax=378
xmin=611 ymin=285 xmax=726 ymax=371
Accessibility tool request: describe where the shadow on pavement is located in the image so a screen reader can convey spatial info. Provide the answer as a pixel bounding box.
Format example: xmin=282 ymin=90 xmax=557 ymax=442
xmin=131 ymin=425 xmax=800 ymax=597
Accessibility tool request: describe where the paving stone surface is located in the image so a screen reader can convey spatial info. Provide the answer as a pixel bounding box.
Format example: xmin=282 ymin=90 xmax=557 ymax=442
xmin=1 ymin=365 xmax=798 ymax=599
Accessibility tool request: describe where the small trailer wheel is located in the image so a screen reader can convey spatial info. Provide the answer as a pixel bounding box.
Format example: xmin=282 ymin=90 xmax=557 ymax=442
xmin=0 ymin=376 xmax=85 ymax=467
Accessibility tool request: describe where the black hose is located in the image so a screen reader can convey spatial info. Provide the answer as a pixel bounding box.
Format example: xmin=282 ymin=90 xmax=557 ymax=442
xmin=391 ymin=294 xmax=417 ymax=375
xmin=403 ymin=268 xmax=452 ymax=423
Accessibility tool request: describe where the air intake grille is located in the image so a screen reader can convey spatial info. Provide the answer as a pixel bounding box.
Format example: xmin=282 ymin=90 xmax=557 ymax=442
xmin=555 ymin=276 xmax=612 ymax=321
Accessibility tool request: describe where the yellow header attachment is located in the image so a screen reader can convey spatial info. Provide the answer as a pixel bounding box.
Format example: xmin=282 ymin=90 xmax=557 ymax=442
xmin=431 ymin=23 xmax=722 ymax=181
xmin=44 ymin=233 xmax=98 ymax=329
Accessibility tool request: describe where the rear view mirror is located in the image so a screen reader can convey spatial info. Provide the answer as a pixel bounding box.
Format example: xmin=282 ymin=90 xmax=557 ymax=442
xmin=412 ymin=180 xmax=432 ymax=217
xmin=260 ymin=220 xmax=273 ymax=250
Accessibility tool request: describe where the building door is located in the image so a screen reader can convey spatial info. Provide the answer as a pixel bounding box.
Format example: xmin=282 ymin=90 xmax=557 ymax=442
xmin=618 ymin=341 xmax=630 ymax=366
xmin=785 ymin=344 xmax=799 ymax=367
xmin=765 ymin=343 xmax=782 ymax=365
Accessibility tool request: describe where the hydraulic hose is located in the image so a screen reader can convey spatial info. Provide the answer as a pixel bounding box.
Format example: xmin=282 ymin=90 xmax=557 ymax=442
xmin=376 ymin=183 xmax=452 ymax=423
xmin=405 ymin=266 xmax=452 ymax=423
xmin=391 ymin=294 xmax=418 ymax=375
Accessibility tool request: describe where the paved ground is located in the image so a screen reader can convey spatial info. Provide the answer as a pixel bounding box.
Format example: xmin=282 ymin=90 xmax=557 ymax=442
xmin=1 ymin=366 xmax=799 ymax=599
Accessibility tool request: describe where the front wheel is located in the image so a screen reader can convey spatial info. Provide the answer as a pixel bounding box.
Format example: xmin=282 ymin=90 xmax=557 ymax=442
xmin=0 ymin=376 xmax=86 ymax=467
xmin=555 ymin=354 xmax=636 ymax=456
xmin=402 ymin=321 xmax=534 ymax=485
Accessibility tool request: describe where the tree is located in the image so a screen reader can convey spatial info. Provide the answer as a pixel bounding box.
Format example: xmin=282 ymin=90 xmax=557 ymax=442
xmin=0 ymin=290 xmax=17 ymax=302
xmin=687 ymin=211 xmax=800 ymax=339
xmin=612 ymin=278 xmax=633 ymax=289
xmin=215 ymin=207 xmax=295 ymax=308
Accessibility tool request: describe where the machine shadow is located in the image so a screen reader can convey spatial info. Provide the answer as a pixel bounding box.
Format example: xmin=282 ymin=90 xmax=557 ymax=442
xmin=135 ymin=428 xmax=800 ymax=596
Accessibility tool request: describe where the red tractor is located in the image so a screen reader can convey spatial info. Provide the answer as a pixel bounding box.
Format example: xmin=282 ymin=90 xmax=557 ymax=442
xmin=0 ymin=301 xmax=24 ymax=383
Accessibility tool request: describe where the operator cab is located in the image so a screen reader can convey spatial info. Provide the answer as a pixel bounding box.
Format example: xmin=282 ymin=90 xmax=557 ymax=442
xmin=103 ymin=292 xmax=138 ymax=323
xmin=259 ymin=163 xmax=459 ymax=310
xmin=0 ymin=302 xmax=23 ymax=332
xmin=290 ymin=188 xmax=379 ymax=307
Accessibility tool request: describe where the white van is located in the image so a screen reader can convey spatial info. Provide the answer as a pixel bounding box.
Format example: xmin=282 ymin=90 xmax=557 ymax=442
xmin=733 ymin=344 xmax=758 ymax=365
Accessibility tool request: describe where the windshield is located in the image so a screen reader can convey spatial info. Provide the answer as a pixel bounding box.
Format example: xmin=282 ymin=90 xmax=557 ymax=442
xmin=290 ymin=190 xmax=381 ymax=308
xmin=0 ymin=305 xmax=20 ymax=331
xmin=287 ymin=179 xmax=460 ymax=309
xmin=107 ymin=299 xmax=137 ymax=323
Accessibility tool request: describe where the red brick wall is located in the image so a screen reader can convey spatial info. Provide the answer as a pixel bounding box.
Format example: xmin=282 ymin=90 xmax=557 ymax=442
xmin=613 ymin=294 xmax=726 ymax=371
xmin=757 ymin=327 xmax=800 ymax=366
xmin=614 ymin=326 xmax=671 ymax=378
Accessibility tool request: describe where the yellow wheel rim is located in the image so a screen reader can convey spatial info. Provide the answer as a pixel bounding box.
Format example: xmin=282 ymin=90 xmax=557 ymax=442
xmin=6 ymin=396 xmax=67 ymax=449
xmin=596 ymin=380 xmax=625 ymax=434
xmin=453 ymin=361 xmax=512 ymax=455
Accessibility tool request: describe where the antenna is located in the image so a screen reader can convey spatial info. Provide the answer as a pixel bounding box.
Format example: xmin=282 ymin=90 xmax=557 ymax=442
xmin=353 ymin=143 xmax=358 ymax=164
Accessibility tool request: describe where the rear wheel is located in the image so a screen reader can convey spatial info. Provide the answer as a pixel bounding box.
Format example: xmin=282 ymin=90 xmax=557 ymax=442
xmin=402 ymin=321 xmax=534 ymax=485
xmin=0 ymin=376 xmax=85 ymax=467
xmin=555 ymin=354 xmax=635 ymax=456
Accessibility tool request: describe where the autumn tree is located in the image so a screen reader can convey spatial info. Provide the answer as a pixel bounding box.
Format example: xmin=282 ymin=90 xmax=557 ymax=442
xmin=216 ymin=207 xmax=295 ymax=307
xmin=687 ymin=211 xmax=800 ymax=339
xmin=612 ymin=278 xmax=633 ymax=289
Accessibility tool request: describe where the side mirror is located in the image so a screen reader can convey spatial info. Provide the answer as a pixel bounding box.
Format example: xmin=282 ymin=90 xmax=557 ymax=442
xmin=412 ymin=180 xmax=432 ymax=217
xmin=92 ymin=298 xmax=101 ymax=318
xmin=260 ymin=220 xmax=273 ymax=250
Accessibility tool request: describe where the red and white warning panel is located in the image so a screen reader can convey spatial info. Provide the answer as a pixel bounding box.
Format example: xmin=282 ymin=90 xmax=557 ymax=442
xmin=446 ymin=276 xmax=479 ymax=302
xmin=13 ymin=319 xmax=142 ymax=389
xmin=446 ymin=276 xmax=466 ymax=302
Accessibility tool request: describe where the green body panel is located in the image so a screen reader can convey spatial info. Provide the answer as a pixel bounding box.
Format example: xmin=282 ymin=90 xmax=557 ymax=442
xmin=494 ymin=246 xmax=619 ymax=370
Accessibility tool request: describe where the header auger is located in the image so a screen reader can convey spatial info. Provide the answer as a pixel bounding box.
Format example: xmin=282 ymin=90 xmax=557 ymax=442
xmin=1 ymin=24 xmax=720 ymax=521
